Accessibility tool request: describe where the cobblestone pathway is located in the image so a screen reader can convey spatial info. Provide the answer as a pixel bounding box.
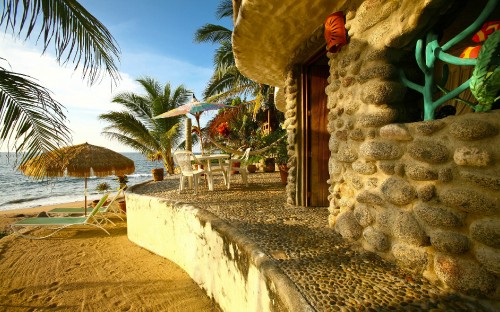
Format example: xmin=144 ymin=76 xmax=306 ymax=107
xmin=134 ymin=172 xmax=495 ymax=312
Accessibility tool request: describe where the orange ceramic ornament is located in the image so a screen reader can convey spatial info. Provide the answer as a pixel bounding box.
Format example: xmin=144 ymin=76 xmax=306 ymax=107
xmin=324 ymin=12 xmax=347 ymax=53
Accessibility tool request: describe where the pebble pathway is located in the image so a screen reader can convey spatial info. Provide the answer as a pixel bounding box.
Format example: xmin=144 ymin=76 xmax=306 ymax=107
xmin=133 ymin=172 xmax=495 ymax=312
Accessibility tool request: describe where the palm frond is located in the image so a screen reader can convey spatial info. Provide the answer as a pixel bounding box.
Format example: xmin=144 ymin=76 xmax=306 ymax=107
xmin=203 ymin=65 xmax=257 ymax=100
xmin=0 ymin=0 xmax=121 ymax=85
xmin=99 ymin=111 xmax=159 ymax=149
xmin=137 ymin=77 xmax=162 ymax=101
xmin=216 ymin=0 xmax=234 ymax=20
xmin=100 ymin=78 xmax=189 ymax=172
xmin=101 ymin=131 xmax=154 ymax=156
xmin=213 ymin=40 xmax=235 ymax=69
xmin=194 ymin=24 xmax=232 ymax=44
xmin=0 ymin=67 xmax=71 ymax=168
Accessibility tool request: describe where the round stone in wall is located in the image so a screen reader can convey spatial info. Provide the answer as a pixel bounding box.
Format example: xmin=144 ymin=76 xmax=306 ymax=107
xmin=352 ymin=160 xmax=377 ymax=175
xmin=349 ymin=128 xmax=365 ymax=141
xmin=440 ymin=188 xmax=497 ymax=215
xmin=470 ymin=219 xmax=500 ymax=249
xmin=453 ymin=146 xmax=491 ymax=167
xmin=392 ymin=211 xmax=428 ymax=246
xmin=356 ymin=190 xmax=383 ymax=205
xmin=360 ymin=141 xmax=402 ymax=160
xmin=334 ymin=210 xmax=362 ymax=242
xmin=434 ymin=254 xmax=496 ymax=297
xmin=363 ymin=226 xmax=390 ymax=251
xmin=406 ymin=165 xmax=438 ymax=181
xmin=358 ymin=63 xmax=397 ymax=83
xmin=381 ymin=177 xmax=416 ymax=205
xmin=475 ymin=245 xmax=500 ymax=275
xmin=336 ymin=144 xmax=358 ymax=162
xmin=357 ymin=108 xmax=398 ymax=127
xmin=414 ymin=203 xmax=465 ymax=228
xmin=379 ymin=124 xmax=412 ymax=141
xmin=412 ymin=120 xmax=445 ymax=135
xmin=449 ymin=118 xmax=498 ymax=141
xmin=408 ymin=140 xmax=449 ymax=164
xmin=430 ymin=230 xmax=470 ymax=254
xmin=416 ymin=184 xmax=436 ymax=202
xmin=353 ymin=204 xmax=375 ymax=227
xmin=391 ymin=244 xmax=428 ymax=272
xmin=460 ymin=170 xmax=500 ymax=190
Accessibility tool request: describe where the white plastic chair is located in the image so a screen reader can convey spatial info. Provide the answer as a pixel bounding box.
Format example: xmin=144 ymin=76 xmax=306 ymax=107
xmin=173 ymin=151 xmax=213 ymax=194
xmin=225 ymin=148 xmax=251 ymax=189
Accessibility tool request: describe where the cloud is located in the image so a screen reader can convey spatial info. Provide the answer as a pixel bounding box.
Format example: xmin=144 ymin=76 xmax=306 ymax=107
xmin=0 ymin=35 xmax=213 ymax=153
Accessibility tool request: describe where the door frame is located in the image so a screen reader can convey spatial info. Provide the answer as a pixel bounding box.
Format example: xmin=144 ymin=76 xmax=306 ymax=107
xmin=297 ymin=49 xmax=330 ymax=207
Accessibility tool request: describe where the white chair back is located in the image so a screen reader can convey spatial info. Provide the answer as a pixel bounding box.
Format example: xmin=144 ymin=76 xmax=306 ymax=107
xmin=235 ymin=148 xmax=251 ymax=164
xmin=174 ymin=151 xmax=196 ymax=176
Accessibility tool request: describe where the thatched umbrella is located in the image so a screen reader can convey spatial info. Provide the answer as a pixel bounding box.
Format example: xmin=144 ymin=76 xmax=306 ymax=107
xmin=20 ymin=143 xmax=135 ymax=214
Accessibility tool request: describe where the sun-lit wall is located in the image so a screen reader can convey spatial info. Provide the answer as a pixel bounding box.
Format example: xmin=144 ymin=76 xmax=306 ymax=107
xmin=125 ymin=191 xmax=313 ymax=312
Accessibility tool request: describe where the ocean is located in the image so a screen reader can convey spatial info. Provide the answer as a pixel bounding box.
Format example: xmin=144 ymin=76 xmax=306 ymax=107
xmin=0 ymin=152 xmax=163 ymax=212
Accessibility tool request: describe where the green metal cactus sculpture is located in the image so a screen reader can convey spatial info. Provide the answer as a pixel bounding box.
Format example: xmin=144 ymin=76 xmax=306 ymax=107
xmin=400 ymin=0 xmax=499 ymax=120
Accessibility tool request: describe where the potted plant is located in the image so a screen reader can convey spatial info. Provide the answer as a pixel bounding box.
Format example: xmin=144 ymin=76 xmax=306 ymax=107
xmin=230 ymin=160 xmax=241 ymax=174
xmin=117 ymin=199 xmax=126 ymax=212
xmin=116 ymin=175 xmax=129 ymax=190
xmin=148 ymin=151 xmax=166 ymax=181
xmin=151 ymin=168 xmax=164 ymax=181
xmin=276 ymin=138 xmax=289 ymax=185
xmin=96 ymin=182 xmax=111 ymax=193
xmin=93 ymin=182 xmax=111 ymax=206
xmin=263 ymin=157 xmax=275 ymax=172
xmin=246 ymin=155 xmax=260 ymax=173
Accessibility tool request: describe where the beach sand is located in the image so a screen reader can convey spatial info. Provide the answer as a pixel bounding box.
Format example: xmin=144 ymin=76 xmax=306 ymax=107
xmin=0 ymin=202 xmax=220 ymax=311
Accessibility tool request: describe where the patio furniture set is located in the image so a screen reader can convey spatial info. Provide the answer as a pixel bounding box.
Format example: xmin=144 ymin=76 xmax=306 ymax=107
xmin=173 ymin=148 xmax=251 ymax=194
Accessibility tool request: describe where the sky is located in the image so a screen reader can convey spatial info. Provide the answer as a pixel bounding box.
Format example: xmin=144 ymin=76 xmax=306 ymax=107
xmin=0 ymin=0 xmax=232 ymax=152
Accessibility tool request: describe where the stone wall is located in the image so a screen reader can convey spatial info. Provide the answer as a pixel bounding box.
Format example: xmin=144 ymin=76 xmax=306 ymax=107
xmin=125 ymin=191 xmax=313 ymax=312
xmin=319 ymin=0 xmax=500 ymax=299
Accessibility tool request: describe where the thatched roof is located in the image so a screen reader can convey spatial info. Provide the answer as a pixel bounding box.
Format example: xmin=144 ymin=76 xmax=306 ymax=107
xmin=20 ymin=143 xmax=135 ymax=179
xmin=232 ymin=0 xmax=344 ymax=87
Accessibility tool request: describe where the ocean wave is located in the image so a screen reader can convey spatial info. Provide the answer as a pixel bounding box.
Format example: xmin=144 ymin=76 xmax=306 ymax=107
xmin=0 ymin=195 xmax=52 ymax=206
xmin=0 ymin=152 xmax=157 ymax=212
xmin=0 ymin=193 xmax=102 ymax=212
xmin=128 ymin=173 xmax=152 ymax=178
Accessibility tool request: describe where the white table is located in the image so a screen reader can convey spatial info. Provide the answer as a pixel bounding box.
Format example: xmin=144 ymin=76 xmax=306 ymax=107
xmin=194 ymin=154 xmax=230 ymax=189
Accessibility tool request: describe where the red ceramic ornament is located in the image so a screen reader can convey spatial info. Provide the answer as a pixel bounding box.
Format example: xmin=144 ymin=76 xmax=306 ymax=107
xmin=324 ymin=12 xmax=347 ymax=53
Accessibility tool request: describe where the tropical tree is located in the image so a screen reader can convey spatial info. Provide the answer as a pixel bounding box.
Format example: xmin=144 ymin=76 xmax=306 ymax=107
xmin=194 ymin=0 xmax=258 ymax=102
xmin=194 ymin=0 xmax=278 ymax=127
xmin=99 ymin=78 xmax=190 ymax=174
xmin=0 ymin=0 xmax=121 ymax=176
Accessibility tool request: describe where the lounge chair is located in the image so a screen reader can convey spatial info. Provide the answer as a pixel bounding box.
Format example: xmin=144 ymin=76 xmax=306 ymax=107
xmin=47 ymin=186 xmax=126 ymax=222
xmin=11 ymin=194 xmax=111 ymax=239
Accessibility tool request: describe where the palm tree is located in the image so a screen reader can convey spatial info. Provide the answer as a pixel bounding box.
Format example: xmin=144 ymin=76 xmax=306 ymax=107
xmin=194 ymin=0 xmax=258 ymax=102
xmin=194 ymin=0 xmax=276 ymax=118
xmin=0 ymin=0 xmax=120 ymax=176
xmin=99 ymin=78 xmax=190 ymax=174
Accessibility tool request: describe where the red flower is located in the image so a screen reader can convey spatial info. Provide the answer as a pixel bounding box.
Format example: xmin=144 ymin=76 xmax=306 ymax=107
xmin=216 ymin=122 xmax=230 ymax=137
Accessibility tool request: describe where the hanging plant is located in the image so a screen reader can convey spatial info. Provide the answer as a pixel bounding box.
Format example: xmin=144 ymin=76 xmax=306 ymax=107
xmin=470 ymin=30 xmax=500 ymax=111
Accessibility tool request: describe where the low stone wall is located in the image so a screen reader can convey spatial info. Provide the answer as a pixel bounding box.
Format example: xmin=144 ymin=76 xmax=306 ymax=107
xmin=125 ymin=191 xmax=313 ymax=312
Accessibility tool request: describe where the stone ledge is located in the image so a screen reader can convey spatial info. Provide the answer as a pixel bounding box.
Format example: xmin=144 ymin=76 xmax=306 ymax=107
xmin=124 ymin=190 xmax=313 ymax=312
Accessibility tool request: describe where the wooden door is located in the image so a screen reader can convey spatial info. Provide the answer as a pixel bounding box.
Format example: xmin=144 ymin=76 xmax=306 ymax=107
xmin=305 ymin=56 xmax=330 ymax=207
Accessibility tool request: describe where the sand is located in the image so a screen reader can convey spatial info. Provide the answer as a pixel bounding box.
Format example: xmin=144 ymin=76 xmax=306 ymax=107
xmin=0 ymin=202 xmax=220 ymax=311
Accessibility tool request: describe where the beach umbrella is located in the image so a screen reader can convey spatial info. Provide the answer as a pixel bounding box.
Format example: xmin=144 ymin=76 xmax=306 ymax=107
xmin=153 ymin=95 xmax=233 ymax=154
xmin=19 ymin=143 xmax=135 ymax=214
